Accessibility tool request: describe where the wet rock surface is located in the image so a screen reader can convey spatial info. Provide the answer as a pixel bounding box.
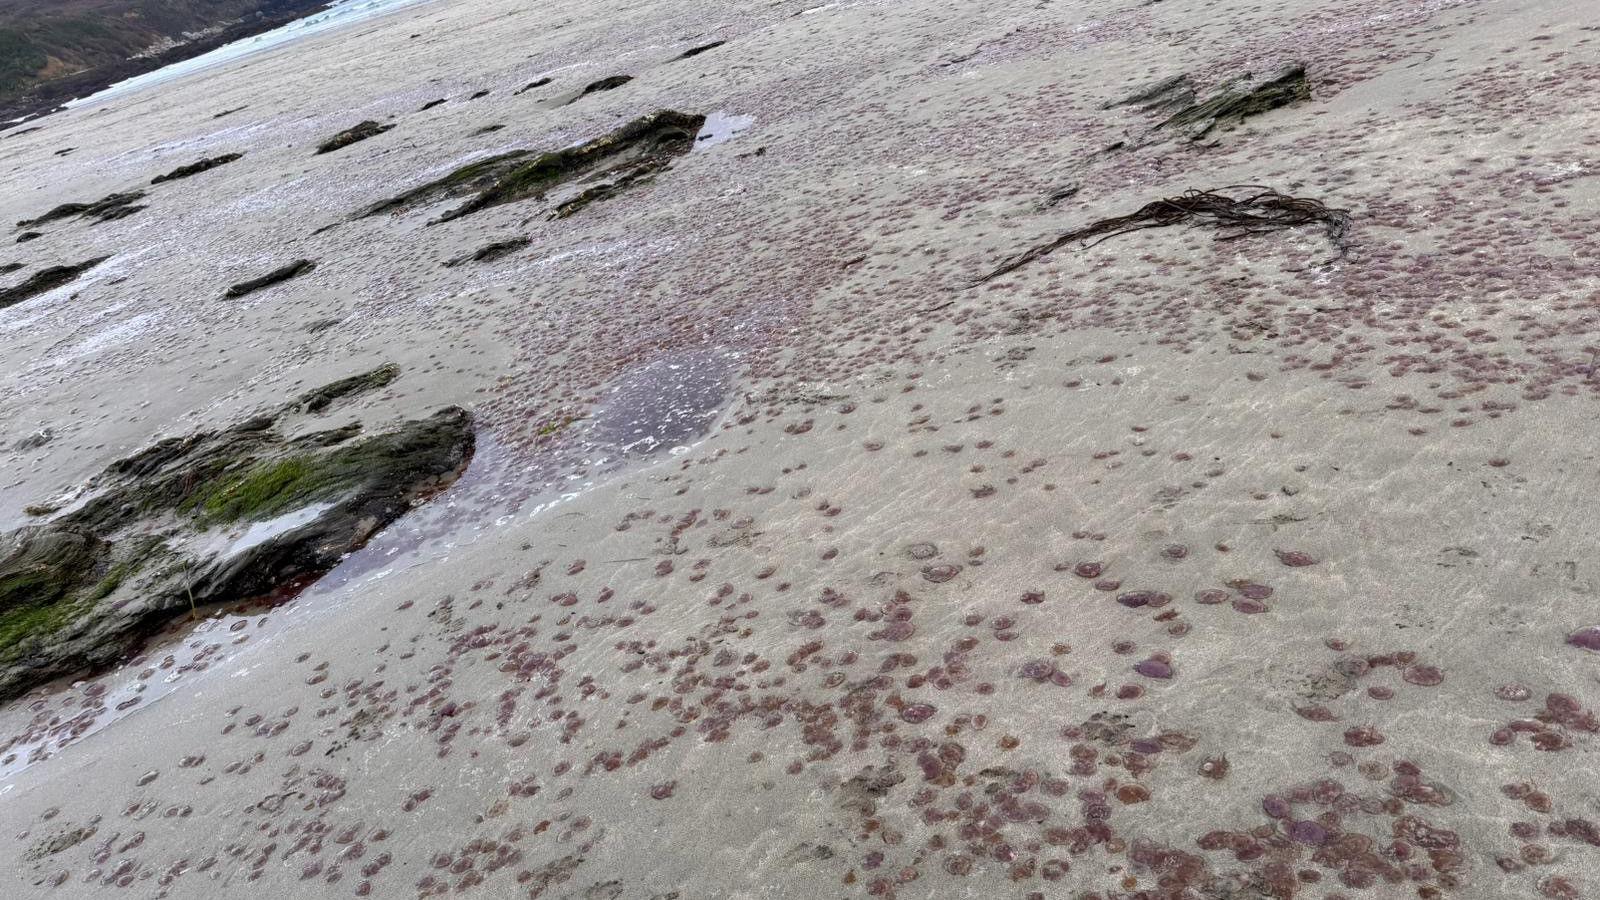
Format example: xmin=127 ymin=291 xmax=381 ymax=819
xmin=15 ymin=192 xmax=146 ymax=229
xmin=149 ymin=153 xmax=244 ymax=185
xmin=364 ymin=109 xmax=704 ymax=223
xmin=315 ymin=119 xmax=395 ymax=154
xmin=1156 ymin=62 xmax=1311 ymax=138
xmin=0 ymin=255 xmax=109 ymax=310
xmin=221 ymin=258 xmax=315 ymax=298
xmin=0 ymin=369 xmax=471 ymax=701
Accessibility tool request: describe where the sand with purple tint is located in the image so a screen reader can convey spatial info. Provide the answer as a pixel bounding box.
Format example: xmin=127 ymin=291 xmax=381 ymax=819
xmin=3 ymin=0 xmax=1600 ymax=897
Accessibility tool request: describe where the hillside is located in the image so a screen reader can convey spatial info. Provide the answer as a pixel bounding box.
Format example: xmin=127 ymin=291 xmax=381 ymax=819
xmin=0 ymin=0 xmax=328 ymax=120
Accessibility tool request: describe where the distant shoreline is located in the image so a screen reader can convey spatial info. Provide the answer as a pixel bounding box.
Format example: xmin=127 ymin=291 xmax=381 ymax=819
xmin=0 ymin=0 xmax=331 ymax=129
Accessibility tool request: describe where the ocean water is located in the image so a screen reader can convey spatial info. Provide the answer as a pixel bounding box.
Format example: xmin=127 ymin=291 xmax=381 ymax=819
xmin=65 ymin=0 xmax=436 ymax=110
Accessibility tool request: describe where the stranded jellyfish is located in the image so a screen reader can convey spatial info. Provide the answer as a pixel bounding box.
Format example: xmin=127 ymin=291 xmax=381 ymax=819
xmin=1133 ymin=659 xmax=1173 ymax=680
xmin=1402 ymin=664 xmax=1444 ymax=686
xmin=1275 ymin=549 xmax=1319 ymax=567
xmin=1496 ymin=684 xmax=1533 ymax=702
xmin=901 ymin=704 xmax=937 ymax=724
xmin=1566 ymin=626 xmax=1600 ymax=652
xmin=1288 ymin=820 xmax=1330 ymax=846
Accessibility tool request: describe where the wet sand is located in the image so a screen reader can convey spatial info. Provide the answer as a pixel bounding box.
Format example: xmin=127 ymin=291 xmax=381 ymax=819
xmin=2 ymin=0 xmax=1600 ymax=897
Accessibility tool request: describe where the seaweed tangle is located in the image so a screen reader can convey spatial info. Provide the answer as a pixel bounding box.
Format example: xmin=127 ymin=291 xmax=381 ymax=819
xmin=977 ymin=186 xmax=1350 ymax=283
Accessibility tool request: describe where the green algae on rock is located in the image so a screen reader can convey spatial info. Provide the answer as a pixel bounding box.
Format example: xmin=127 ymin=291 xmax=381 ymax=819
xmin=315 ymin=119 xmax=395 ymax=154
xmin=0 ymin=387 xmax=473 ymax=701
xmin=222 ymin=258 xmax=315 ymax=298
xmin=0 ymin=254 xmax=109 ymax=309
xmin=150 ymin=152 xmax=244 ymax=184
xmin=362 ymin=110 xmax=704 ymax=223
xmin=443 ymin=110 xmax=703 ymax=222
xmin=358 ymin=149 xmax=535 ymax=218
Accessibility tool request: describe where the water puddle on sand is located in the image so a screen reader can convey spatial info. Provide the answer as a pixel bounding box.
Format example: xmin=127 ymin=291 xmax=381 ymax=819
xmin=0 ymin=347 xmax=738 ymax=779
xmin=694 ymin=112 xmax=756 ymax=151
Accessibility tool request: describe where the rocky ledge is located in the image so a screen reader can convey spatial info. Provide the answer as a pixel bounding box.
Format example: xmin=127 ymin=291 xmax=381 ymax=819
xmin=0 ymin=368 xmax=473 ymax=701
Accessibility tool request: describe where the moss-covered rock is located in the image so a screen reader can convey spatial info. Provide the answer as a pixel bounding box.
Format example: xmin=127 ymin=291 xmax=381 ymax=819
xmin=0 ymin=375 xmax=474 ymax=701
xmin=436 ymin=109 xmax=704 ymax=223
xmin=360 ymin=110 xmax=704 ymax=223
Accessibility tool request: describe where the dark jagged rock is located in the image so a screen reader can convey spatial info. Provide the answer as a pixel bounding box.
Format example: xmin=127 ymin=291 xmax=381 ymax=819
xmin=15 ymin=232 xmax=41 ymax=243
xmin=441 ymin=110 xmax=702 ymax=222
xmin=315 ymin=120 xmax=394 ymax=154
xmin=223 ymin=258 xmax=315 ymax=298
xmin=1103 ymin=73 xmax=1196 ymax=113
xmin=1156 ymin=63 xmax=1310 ymax=138
xmin=151 ymin=152 xmax=243 ymax=184
xmin=291 ymin=362 xmax=399 ymax=413
xmin=565 ymin=75 xmax=633 ymax=105
xmin=0 ymin=255 xmax=108 ymax=310
xmin=363 ymin=110 xmax=704 ymax=223
xmin=512 ymin=77 xmax=552 ymax=96
xmin=12 ymin=428 xmax=53 ymax=451
xmin=359 ymin=149 xmax=535 ymax=218
xmin=443 ymin=237 xmax=531 ymax=267
xmin=0 ymin=261 xmax=20 ymax=274
xmin=17 ymin=191 xmax=146 ymax=228
xmin=678 ymin=40 xmax=726 ymax=60
xmin=0 ymin=391 xmax=474 ymax=701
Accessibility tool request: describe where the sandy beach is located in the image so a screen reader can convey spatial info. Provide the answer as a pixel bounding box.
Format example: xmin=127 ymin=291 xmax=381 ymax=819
xmin=2 ymin=0 xmax=1599 ymax=896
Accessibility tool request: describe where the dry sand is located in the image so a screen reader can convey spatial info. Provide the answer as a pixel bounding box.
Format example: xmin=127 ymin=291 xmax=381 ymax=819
xmin=2 ymin=0 xmax=1599 ymax=897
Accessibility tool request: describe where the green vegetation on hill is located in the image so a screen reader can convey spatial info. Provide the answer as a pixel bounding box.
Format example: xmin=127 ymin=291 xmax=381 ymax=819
xmin=0 ymin=0 xmax=330 ymax=119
